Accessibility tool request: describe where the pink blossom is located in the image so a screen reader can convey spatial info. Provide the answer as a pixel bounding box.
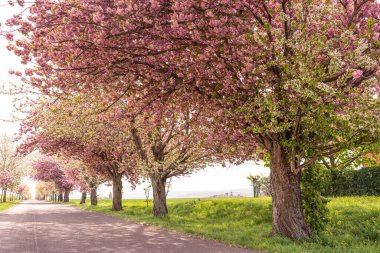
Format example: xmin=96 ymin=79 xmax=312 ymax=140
xmin=5 ymin=32 xmax=14 ymax=41
xmin=352 ymin=70 xmax=363 ymax=80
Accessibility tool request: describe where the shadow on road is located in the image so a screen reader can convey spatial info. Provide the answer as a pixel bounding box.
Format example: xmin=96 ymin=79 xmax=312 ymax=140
xmin=0 ymin=201 xmax=256 ymax=253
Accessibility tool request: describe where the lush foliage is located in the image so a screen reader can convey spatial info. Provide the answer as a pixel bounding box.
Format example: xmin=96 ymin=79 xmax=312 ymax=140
xmin=7 ymin=0 xmax=380 ymax=168
xmin=363 ymin=153 xmax=380 ymax=166
xmin=70 ymin=197 xmax=380 ymax=253
xmin=301 ymin=165 xmax=330 ymax=233
xmin=324 ymin=166 xmax=380 ymax=196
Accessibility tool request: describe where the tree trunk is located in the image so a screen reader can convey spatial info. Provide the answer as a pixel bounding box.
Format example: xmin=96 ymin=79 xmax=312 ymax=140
xmin=112 ymin=174 xmax=123 ymax=211
xmin=80 ymin=192 xmax=87 ymax=204
xmin=270 ymin=141 xmax=311 ymax=239
xmin=63 ymin=189 xmax=70 ymax=202
xmin=150 ymin=175 xmax=168 ymax=217
xmin=254 ymin=186 xmax=260 ymax=197
xmin=58 ymin=192 xmax=63 ymax=202
xmin=2 ymin=188 xmax=7 ymax=203
xmin=90 ymin=186 xmax=98 ymax=206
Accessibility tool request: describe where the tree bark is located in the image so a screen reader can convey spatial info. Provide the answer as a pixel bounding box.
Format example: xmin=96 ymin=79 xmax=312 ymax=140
xmin=270 ymin=141 xmax=311 ymax=239
xmin=150 ymin=175 xmax=168 ymax=217
xmin=63 ymin=189 xmax=70 ymax=202
xmin=112 ymin=174 xmax=123 ymax=211
xmin=80 ymin=192 xmax=87 ymax=204
xmin=90 ymin=186 xmax=98 ymax=206
xmin=58 ymin=192 xmax=63 ymax=202
xmin=2 ymin=188 xmax=7 ymax=203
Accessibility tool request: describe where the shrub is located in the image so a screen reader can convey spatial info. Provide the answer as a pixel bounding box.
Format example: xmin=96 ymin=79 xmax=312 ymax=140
xmin=302 ymin=165 xmax=330 ymax=233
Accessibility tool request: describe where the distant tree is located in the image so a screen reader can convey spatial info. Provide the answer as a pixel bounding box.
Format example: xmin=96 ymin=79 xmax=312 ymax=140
xmin=0 ymin=171 xmax=11 ymax=202
xmin=247 ymin=174 xmax=268 ymax=197
xmin=35 ymin=182 xmax=47 ymax=200
xmin=144 ymin=185 xmax=151 ymax=208
xmin=0 ymin=134 xmax=23 ymax=202
xmin=15 ymin=184 xmax=28 ymax=200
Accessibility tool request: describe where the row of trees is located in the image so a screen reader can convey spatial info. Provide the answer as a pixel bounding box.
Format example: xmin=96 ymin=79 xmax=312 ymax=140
xmin=32 ymin=156 xmax=101 ymax=205
xmin=4 ymin=0 xmax=380 ymax=239
xmin=0 ymin=134 xmax=29 ymax=202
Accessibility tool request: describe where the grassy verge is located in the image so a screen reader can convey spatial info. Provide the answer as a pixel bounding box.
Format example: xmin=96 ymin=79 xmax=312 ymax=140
xmin=69 ymin=197 xmax=380 ymax=253
xmin=0 ymin=200 xmax=21 ymax=212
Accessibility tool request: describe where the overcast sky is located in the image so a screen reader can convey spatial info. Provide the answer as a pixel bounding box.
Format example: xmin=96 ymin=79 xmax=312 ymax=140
xmin=0 ymin=2 xmax=269 ymax=199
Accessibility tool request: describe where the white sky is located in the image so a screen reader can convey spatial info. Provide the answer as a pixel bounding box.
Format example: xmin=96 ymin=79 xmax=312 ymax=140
xmin=97 ymin=161 xmax=270 ymax=199
xmin=0 ymin=1 xmax=23 ymax=134
xmin=0 ymin=2 xmax=269 ymax=199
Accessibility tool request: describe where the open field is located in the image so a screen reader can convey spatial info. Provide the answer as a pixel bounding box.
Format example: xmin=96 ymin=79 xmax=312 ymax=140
xmin=69 ymin=196 xmax=380 ymax=253
xmin=0 ymin=200 xmax=20 ymax=212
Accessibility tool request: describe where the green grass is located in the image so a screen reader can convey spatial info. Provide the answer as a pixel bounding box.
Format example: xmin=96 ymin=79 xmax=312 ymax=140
xmin=0 ymin=200 xmax=20 ymax=212
xmin=69 ymin=197 xmax=380 ymax=253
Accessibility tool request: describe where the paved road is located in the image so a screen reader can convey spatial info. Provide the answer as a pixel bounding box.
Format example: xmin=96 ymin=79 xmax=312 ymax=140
xmin=0 ymin=201 xmax=256 ymax=253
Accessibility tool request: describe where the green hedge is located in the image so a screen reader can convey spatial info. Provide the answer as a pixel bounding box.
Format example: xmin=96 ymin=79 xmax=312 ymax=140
xmin=323 ymin=166 xmax=380 ymax=196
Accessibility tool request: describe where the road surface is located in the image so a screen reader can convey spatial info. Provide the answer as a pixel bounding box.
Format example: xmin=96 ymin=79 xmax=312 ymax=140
xmin=0 ymin=201 xmax=257 ymax=253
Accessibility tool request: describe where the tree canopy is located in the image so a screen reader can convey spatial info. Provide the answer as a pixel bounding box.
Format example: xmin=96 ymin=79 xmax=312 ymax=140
xmin=5 ymin=0 xmax=380 ymax=239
